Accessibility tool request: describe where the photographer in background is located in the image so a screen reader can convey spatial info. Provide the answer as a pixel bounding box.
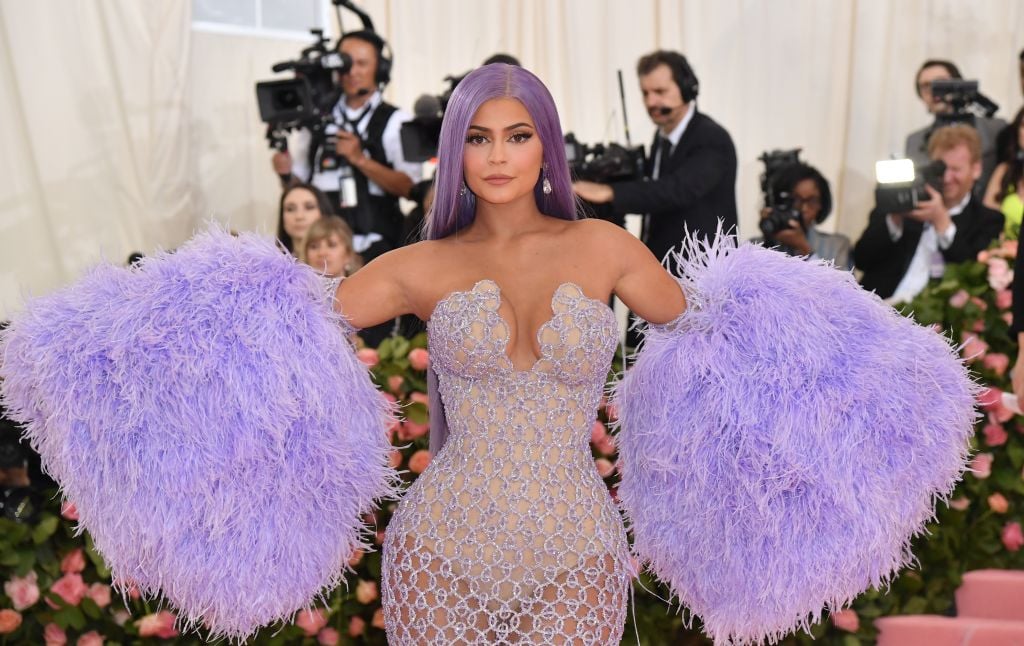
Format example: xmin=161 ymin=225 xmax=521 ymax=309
xmin=572 ymin=50 xmax=737 ymax=262
xmin=272 ymin=31 xmax=420 ymax=262
xmin=753 ymin=162 xmax=852 ymax=270
xmin=906 ymin=59 xmax=1006 ymax=196
xmin=855 ymin=125 xmax=1003 ymax=303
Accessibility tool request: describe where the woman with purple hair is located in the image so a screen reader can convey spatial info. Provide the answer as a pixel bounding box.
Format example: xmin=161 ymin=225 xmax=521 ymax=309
xmin=0 ymin=63 xmax=977 ymax=645
xmin=336 ymin=63 xmax=682 ymax=643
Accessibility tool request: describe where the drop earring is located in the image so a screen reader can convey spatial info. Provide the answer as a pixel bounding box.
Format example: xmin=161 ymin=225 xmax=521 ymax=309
xmin=542 ymin=167 xmax=552 ymax=195
xmin=459 ymin=180 xmax=468 ymax=196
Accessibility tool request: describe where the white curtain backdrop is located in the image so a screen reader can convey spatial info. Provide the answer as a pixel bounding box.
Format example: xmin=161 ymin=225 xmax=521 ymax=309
xmin=2 ymin=0 xmax=1023 ymax=317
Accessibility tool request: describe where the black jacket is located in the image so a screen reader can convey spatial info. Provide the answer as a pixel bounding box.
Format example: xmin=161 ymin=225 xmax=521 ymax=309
xmin=854 ymin=198 xmax=1004 ymax=299
xmin=611 ymin=110 xmax=738 ymax=262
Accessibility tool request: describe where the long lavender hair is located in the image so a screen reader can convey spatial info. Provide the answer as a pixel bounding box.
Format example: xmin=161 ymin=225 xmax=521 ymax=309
xmin=425 ymin=64 xmax=578 ymax=454
xmin=422 ymin=63 xmax=577 ymax=240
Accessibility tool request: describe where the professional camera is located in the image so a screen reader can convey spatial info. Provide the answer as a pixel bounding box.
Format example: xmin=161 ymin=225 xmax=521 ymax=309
xmin=400 ymin=73 xmax=466 ymax=162
xmin=873 ymin=158 xmax=946 ymax=214
xmin=758 ymin=148 xmax=803 ymax=238
xmin=255 ymin=29 xmax=349 ymax=152
xmin=564 ymin=133 xmax=645 ymax=183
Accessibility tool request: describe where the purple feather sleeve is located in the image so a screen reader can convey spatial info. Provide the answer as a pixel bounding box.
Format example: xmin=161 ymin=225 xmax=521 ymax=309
xmin=0 ymin=228 xmax=398 ymax=640
xmin=613 ymin=233 xmax=978 ymax=644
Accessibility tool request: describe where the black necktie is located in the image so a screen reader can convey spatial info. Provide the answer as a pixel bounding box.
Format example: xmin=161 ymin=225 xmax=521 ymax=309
xmin=656 ymin=136 xmax=672 ymax=179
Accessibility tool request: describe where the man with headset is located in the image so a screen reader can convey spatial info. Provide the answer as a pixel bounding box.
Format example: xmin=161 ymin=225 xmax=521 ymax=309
xmin=573 ymin=50 xmax=738 ymax=263
xmin=272 ymin=30 xmax=421 ymax=261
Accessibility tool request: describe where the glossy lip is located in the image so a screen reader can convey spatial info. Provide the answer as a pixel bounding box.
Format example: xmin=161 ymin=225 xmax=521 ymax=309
xmin=484 ymin=174 xmax=514 ymax=185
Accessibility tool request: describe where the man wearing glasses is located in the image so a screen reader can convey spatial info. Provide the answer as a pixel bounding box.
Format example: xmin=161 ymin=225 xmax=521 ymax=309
xmin=906 ymin=59 xmax=1006 ymax=196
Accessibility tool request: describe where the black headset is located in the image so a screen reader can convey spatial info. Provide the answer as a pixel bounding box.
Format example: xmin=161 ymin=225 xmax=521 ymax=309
xmin=340 ymin=29 xmax=393 ymax=87
xmin=663 ymin=51 xmax=699 ymax=103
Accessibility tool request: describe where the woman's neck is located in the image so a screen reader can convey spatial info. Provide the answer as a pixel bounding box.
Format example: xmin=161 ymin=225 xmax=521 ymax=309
xmin=462 ymin=194 xmax=549 ymax=242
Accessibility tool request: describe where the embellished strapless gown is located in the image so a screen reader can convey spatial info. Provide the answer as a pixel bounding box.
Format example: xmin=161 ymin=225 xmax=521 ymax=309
xmin=382 ymin=280 xmax=632 ymax=644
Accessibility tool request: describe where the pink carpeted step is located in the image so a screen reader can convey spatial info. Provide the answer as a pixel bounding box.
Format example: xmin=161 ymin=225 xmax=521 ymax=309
xmin=956 ymin=569 xmax=1024 ymax=621
xmin=875 ymin=615 xmax=1024 ymax=645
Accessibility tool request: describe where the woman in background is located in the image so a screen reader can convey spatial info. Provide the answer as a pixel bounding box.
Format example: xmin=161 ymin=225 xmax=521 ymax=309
xmin=303 ymin=216 xmax=362 ymax=278
xmin=984 ymin=106 xmax=1024 ymax=237
xmin=277 ymin=183 xmax=332 ymax=260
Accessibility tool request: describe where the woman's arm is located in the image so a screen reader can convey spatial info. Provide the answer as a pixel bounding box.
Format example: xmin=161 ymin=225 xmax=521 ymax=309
xmin=586 ymin=220 xmax=687 ymax=324
xmin=983 ymin=162 xmax=1007 ymax=211
xmin=334 ymin=245 xmax=417 ymax=329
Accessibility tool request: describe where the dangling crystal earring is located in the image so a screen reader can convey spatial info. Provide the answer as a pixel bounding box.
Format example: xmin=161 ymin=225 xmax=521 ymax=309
xmin=542 ymin=167 xmax=552 ymax=195
xmin=459 ymin=181 xmax=468 ymax=196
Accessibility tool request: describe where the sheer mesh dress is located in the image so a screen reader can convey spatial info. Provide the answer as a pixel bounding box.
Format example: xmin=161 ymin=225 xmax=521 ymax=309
xmin=382 ymin=279 xmax=631 ymax=644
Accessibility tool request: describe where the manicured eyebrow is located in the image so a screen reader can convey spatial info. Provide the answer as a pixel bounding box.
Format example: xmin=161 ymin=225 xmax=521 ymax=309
xmin=467 ymin=122 xmax=535 ymax=133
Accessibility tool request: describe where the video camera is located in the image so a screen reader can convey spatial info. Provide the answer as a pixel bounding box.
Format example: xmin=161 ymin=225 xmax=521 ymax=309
xmin=874 ymin=158 xmax=946 ymax=214
xmin=930 ymin=79 xmax=999 ymax=128
xmin=400 ymin=73 xmax=466 ymax=162
xmin=255 ymin=29 xmax=349 ymax=152
xmin=564 ymin=133 xmax=645 ymax=183
xmin=757 ymin=148 xmax=803 ymax=238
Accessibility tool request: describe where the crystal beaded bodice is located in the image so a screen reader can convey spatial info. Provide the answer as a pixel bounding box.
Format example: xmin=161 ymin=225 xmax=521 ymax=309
xmin=382 ymin=279 xmax=631 ymax=645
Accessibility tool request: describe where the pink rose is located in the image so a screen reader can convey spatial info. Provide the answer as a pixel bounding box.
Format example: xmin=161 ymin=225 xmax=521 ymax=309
xmin=86 ymin=583 xmax=111 ymax=608
xmin=402 ymin=421 xmax=430 ymax=440
xmin=60 ymin=548 xmax=87 ymax=574
xmin=371 ymin=608 xmax=385 ymax=629
xmin=988 ymin=493 xmax=1010 ymax=514
xmin=44 ymin=622 xmax=67 ymax=646
xmin=408 ymin=449 xmax=431 ymax=474
xmin=348 ymin=549 xmax=364 ymax=567
xmin=970 ymin=453 xmax=994 ymax=479
xmin=317 ymin=627 xmax=340 ymax=645
xmin=375 ymin=529 xmax=386 ymax=544
xmin=996 ymin=289 xmax=1014 ymax=310
xmin=75 ymin=631 xmax=103 ymax=646
xmin=357 ymin=348 xmax=379 ymax=367
xmin=605 ymin=403 xmax=619 ymax=422
xmin=988 ymin=256 xmax=1013 ymax=291
xmin=0 ymin=609 xmax=22 ymax=634
xmin=408 ymin=348 xmax=429 ymax=371
xmin=595 ymin=434 xmax=616 ymax=456
xmin=355 ymin=579 xmax=379 ymax=604
xmin=978 ymin=250 xmax=992 ymax=263
xmin=969 ymin=296 xmax=988 ymax=311
xmin=983 ymin=353 xmax=1010 ymax=377
xmin=984 ymin=420 xmax=1009 ymax=446
xmin=348 ymin=615 xmax=366 ymax=637
xmin=295 ymin=608 xmax=328 ymax=637
xmin=4 ymin=570 xmax=40 ymax=610
xmin=978 ymin=387 xmax=1014 ymax=423
xmin=948 ymin=289 xmax=970 ymax=308
xmin=831 ymin=609 xmax=859 ymax=632
xmin=409 ymin=391 xmax=429 ymax=406
xmin=388 ymin=450 xmax=402 ymax=469
xmin=1002 ymin=521 xmax=1024 ymax=551
xmin=961 ymin=334 xmax=989 ymax=362
xmin=60 ymin=502 xmax=79 ymax=521
xmin=136 ymin=611 xmax=177 ymax=639
xmin=386 ymin=375 xmax=404 ymax=394
xmin=111 ymin=610 xmax=130 ymax=626
xmin=380 ymin=391 xmax=397 ymax=405
xmin=1001 ymin=239 xmax=1019 ymax=258
xmin=948 ymin=497 xmax=971 ymax=511
xmin=49 ymin=573 xmax=88 ymax=607
xmin=591 ymin=420 xmax=609 ymax=444
xmin=1004 ymin=312 xmax=1015 ymax=326
xmin=595 ymin=458 xmax=615 ymax=478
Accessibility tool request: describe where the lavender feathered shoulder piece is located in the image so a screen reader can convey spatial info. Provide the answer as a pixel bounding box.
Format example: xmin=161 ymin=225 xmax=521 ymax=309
xmin=613 ymin=232 xmax=977 ymax=644
xmin=0 ymin=228 xmax=397 ymax=640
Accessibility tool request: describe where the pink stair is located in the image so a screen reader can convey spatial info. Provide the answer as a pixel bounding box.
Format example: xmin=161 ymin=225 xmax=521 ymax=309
xmin=876 ymin=570 xmax=1024 ymax=645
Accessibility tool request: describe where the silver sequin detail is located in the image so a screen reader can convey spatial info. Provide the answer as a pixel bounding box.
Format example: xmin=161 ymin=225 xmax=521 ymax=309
xmin=382 ymin=279 xmax=630 ymax=644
